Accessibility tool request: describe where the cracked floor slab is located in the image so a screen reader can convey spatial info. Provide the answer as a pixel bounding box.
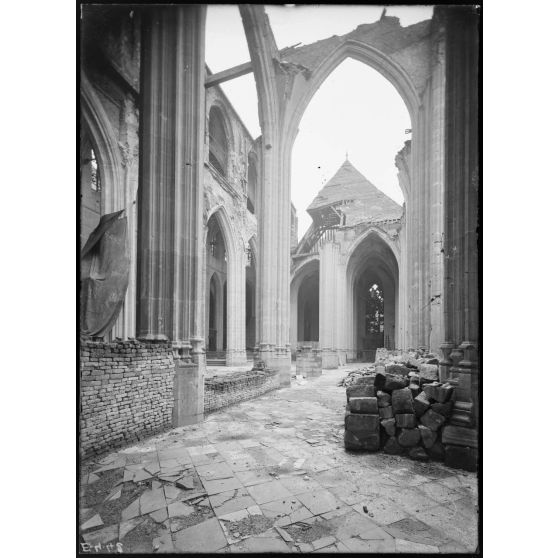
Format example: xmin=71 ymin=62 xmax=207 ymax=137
xmin=79 ymin=364 xmax=478 ymax=553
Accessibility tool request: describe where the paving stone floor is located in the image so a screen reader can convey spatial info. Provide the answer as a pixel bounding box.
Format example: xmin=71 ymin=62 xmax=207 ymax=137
xmin=79 ymin=364 xmax=478 ymax=554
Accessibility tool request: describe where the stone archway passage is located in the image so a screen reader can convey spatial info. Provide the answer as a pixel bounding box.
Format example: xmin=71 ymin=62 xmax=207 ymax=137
xmin=206 ymin=215 xmax=228 ymax=358
xmin=347 ymin=231 xmax=399 ymax=363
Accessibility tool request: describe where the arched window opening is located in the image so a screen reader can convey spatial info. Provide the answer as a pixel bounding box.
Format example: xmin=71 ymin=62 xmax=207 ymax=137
xmin=80 ymin=127 xmax=102 ymax=250
xmin=365 ymin=283 xmax=384 ymax=334
xmin=209 ymin=106 xmax=228 ymax=176
xmin=247 ymin=156 xmax=256 ymax=214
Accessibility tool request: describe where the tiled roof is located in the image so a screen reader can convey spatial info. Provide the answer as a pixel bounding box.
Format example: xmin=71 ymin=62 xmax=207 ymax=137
xmin=307 ymin=159 xmax=402 ymax=224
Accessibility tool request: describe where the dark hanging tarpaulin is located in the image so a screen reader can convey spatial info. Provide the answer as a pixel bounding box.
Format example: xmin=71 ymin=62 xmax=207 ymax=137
xmin=80 ymin=209 xmax=130 ymax=337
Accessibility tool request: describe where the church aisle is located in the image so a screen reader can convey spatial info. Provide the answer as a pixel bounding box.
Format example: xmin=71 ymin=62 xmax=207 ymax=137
xmin=79 ymin=364 xmax=478 ymax=553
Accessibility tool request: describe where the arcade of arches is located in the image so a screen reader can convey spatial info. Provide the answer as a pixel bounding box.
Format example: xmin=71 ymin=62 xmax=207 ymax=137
xmin=80 ymin=5 xmax=478 ymax=455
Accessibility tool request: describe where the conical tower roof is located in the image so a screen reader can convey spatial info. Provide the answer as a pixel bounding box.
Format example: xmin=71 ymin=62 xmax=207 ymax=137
xmin=307 ymin=159 xmax=402 ymax=225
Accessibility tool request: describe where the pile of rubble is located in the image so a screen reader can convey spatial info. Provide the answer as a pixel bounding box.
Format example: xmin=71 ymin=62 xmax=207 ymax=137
xmin=339 ymin=348 xmax=440 ymax=388
xmin=342 ymin=349 xmax=455 ymax=462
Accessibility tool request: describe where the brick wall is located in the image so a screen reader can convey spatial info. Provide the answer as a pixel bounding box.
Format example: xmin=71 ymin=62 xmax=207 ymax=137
xmin=204 ymin=369 xmax=280 ymax=413
xmin=80 ymin=339 xmax=175 ymax=459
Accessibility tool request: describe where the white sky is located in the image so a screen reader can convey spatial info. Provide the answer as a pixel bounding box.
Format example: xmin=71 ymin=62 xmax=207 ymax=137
xmin=205 ymin=5 xmax=434 ymax=239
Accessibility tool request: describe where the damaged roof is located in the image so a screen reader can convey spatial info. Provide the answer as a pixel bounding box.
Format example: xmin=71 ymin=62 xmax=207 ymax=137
xmin=307 ymin=159 xmax=402 ymax=225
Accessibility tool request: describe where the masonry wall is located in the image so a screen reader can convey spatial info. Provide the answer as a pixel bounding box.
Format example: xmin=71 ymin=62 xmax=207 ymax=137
xmin=80 ymin=340 xmax=175 ymax=459
xmin=204 ymin=369 xmax=280 ymax=413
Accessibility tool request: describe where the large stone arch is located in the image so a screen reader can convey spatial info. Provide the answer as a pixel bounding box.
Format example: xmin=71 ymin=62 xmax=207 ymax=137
xmin=283 ymin=39 xmax=419 ymax=155
xmin=290 ymin=256 xmax=321 ymax=353
xmin=204 ymin=205 xmax=246 ymax=365
xmin=345 ymin=229 xmax=400 ymax=357
xmin=80 ymin=71 xmax=124 ymax=213
xmin=206 ymin=99 xmax=237 ymax=181
xmin=80 ymin=71 xmax=138 ymax=340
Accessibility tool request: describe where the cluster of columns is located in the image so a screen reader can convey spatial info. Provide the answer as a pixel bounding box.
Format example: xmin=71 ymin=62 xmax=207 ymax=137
xmin=131 ymin=5 xmax=478 ymax=436
xmin=136 ymin=5 xmax=207 ymax=425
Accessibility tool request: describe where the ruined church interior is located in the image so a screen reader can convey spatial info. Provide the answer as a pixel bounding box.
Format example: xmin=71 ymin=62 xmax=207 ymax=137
xmin=77 ymin=4 xmax=481 ymax=553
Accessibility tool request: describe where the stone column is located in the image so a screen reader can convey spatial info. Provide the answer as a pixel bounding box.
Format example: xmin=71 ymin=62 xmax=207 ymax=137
xmin=335 ymin=251 xmax=348 ymax=366
xmin=438 ymin=6 xmax=479 ymax=470
xmin=240 ymin=5 xmax=291 ymax=385
xmin=137 ymin=5 xmax=207 ymax=425
xmin=319 ymin=232 xmax=340 ymax=369
xmin=226 ymin=244 xmax=247 ymax=366
xmin=427 ymin=24 xmax=446 ymax=353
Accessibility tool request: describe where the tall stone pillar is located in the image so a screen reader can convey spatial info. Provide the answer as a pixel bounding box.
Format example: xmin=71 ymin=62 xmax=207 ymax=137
xmin=319 ymin=232 xmax=340 ymax=369
xmin=240 ymin=5 xmax=291 ymax=386
xmin=438 ymin=6 xmax=479 ymax=470
xmin=335 ymin=250 xmax=348 ymax=365
xmin=226 ymin=246 xmax=247 ymax=366
xmin=137 ymin=5 xmax=207 ymax=425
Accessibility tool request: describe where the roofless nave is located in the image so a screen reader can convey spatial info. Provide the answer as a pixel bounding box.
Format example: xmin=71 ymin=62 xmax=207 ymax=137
xmin=80 ymin=5 xmax=478 ymax=480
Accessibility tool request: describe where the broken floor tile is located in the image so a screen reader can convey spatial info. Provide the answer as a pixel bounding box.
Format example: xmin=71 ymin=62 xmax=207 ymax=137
xmin=81 ymin=513 xmax=104 ymax=532
xmin=384 ymin=516 xmax=449 ymax=547
xmin=275 ymin=505 xmax=314 ymax=528
xmin=416 ymin=480 xmax=465 ymax=505
xmin=104 ymin=486 xmax=122 ymax=502
xmin=295 ymin=489 xmax=340 ymax=516
xmin=278 ymin=474 xmax=322 ymax=495
xmin=330 ymin=510 xmax=391 ymax=541
xmin=195 ymin=461 xmax=235 ymax=480
xmin=168 ymin=501 xmax=194 ymax=518
xmin=144 ymin=462 xmax=160 ymax=476
xmin=133 ymin=469 xmax=152 ymax=483
xmin=158 ymin=475 xmax=181 ymax=483
xmin=312 ymin=535 xmax=337 ymax=550
xmin=176 ymin=475 xmax=194 ymax=490
xmin=260 ymin=496 xmax=305 ymax=523
xmin=174 ymin=517 xmax=228 ymax=553
xmin=163 ymin=484 xmax=182 ymax=501
xmin=122 ymin=469 xmax=134 ymax=482
xmin=395 ymin=537 xmax=440 ymax=553
xmin=213 ymin=495 xmax=258 ymax=518
xmin=94 ymin=457 xmax=126 ymax=473
xmin=152 ymin=532 xmax=174 ymax=553
xmin=352 ymin=497 xmax=408 ymax=525
xmin=275 ymin=525 xmax=294 ymax=542
xmin=235 ymin=469 xmax=272 ymax=487
xmin=339 ymin=536 xmax=396 ymax=553
xmin=246 ymin=480 xmax=292 ymax=505
xmin=139 ymin=488 xmax=166 ymax=515
xmin=82 ymin=524 xmax=118 ymax=545
xmin=149 ymin=507 xmax=169 ymax=524
xmin=202 ymin=476 xmax=243 ymax=496
xmin=121 ymin=497 xmax=140 ymax=521
xmin=119 ymin=517 xmax=143 ymax=539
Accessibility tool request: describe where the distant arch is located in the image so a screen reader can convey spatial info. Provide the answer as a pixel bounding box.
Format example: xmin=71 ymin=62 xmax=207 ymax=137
xmin=80 ymin=71 xmax=124 ymax=213
xmin=284 ymin=40 xmax=419 ymax=152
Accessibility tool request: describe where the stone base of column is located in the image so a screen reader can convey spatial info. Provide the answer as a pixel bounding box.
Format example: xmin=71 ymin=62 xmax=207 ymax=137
xmin=296 ymin=346 xmax=322 ymax=378
xmin=346 ymin=350 xmax=358 ymax=363
xmin=225 ymin=349 xmax=247 ymax=367
xmin=172 ymin=359 xmax=204 ymax=427
xmin=275 ymin=346 xmax=292 ymax=387
xmin=337 ymin=350 xmax=347 ymax=366
xmin=442 ymin=425 xmax=478 ymax=472
xmin=258 ymin=344 xmax=291 ymax=386
xmin=321 ymin=348 xmax=339 ymax=369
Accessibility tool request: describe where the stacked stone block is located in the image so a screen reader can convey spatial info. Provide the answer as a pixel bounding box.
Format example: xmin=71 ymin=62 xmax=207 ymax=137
xmin=80 ymin=339 xmax=175 ymax=459
xmin=344 ymin=377 xmax=380 ymax=450
xmin=344 ymin=369 xmax=458 ymax=465
xmin=204 ymin=369 xmax=280 ymax=413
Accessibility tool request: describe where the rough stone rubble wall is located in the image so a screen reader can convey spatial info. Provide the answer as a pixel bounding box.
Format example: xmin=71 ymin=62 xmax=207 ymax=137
xmin=80 ymin=340 xmax=175 ymax=459
xmin=204 ymin=369 xmax=280 ymax=413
